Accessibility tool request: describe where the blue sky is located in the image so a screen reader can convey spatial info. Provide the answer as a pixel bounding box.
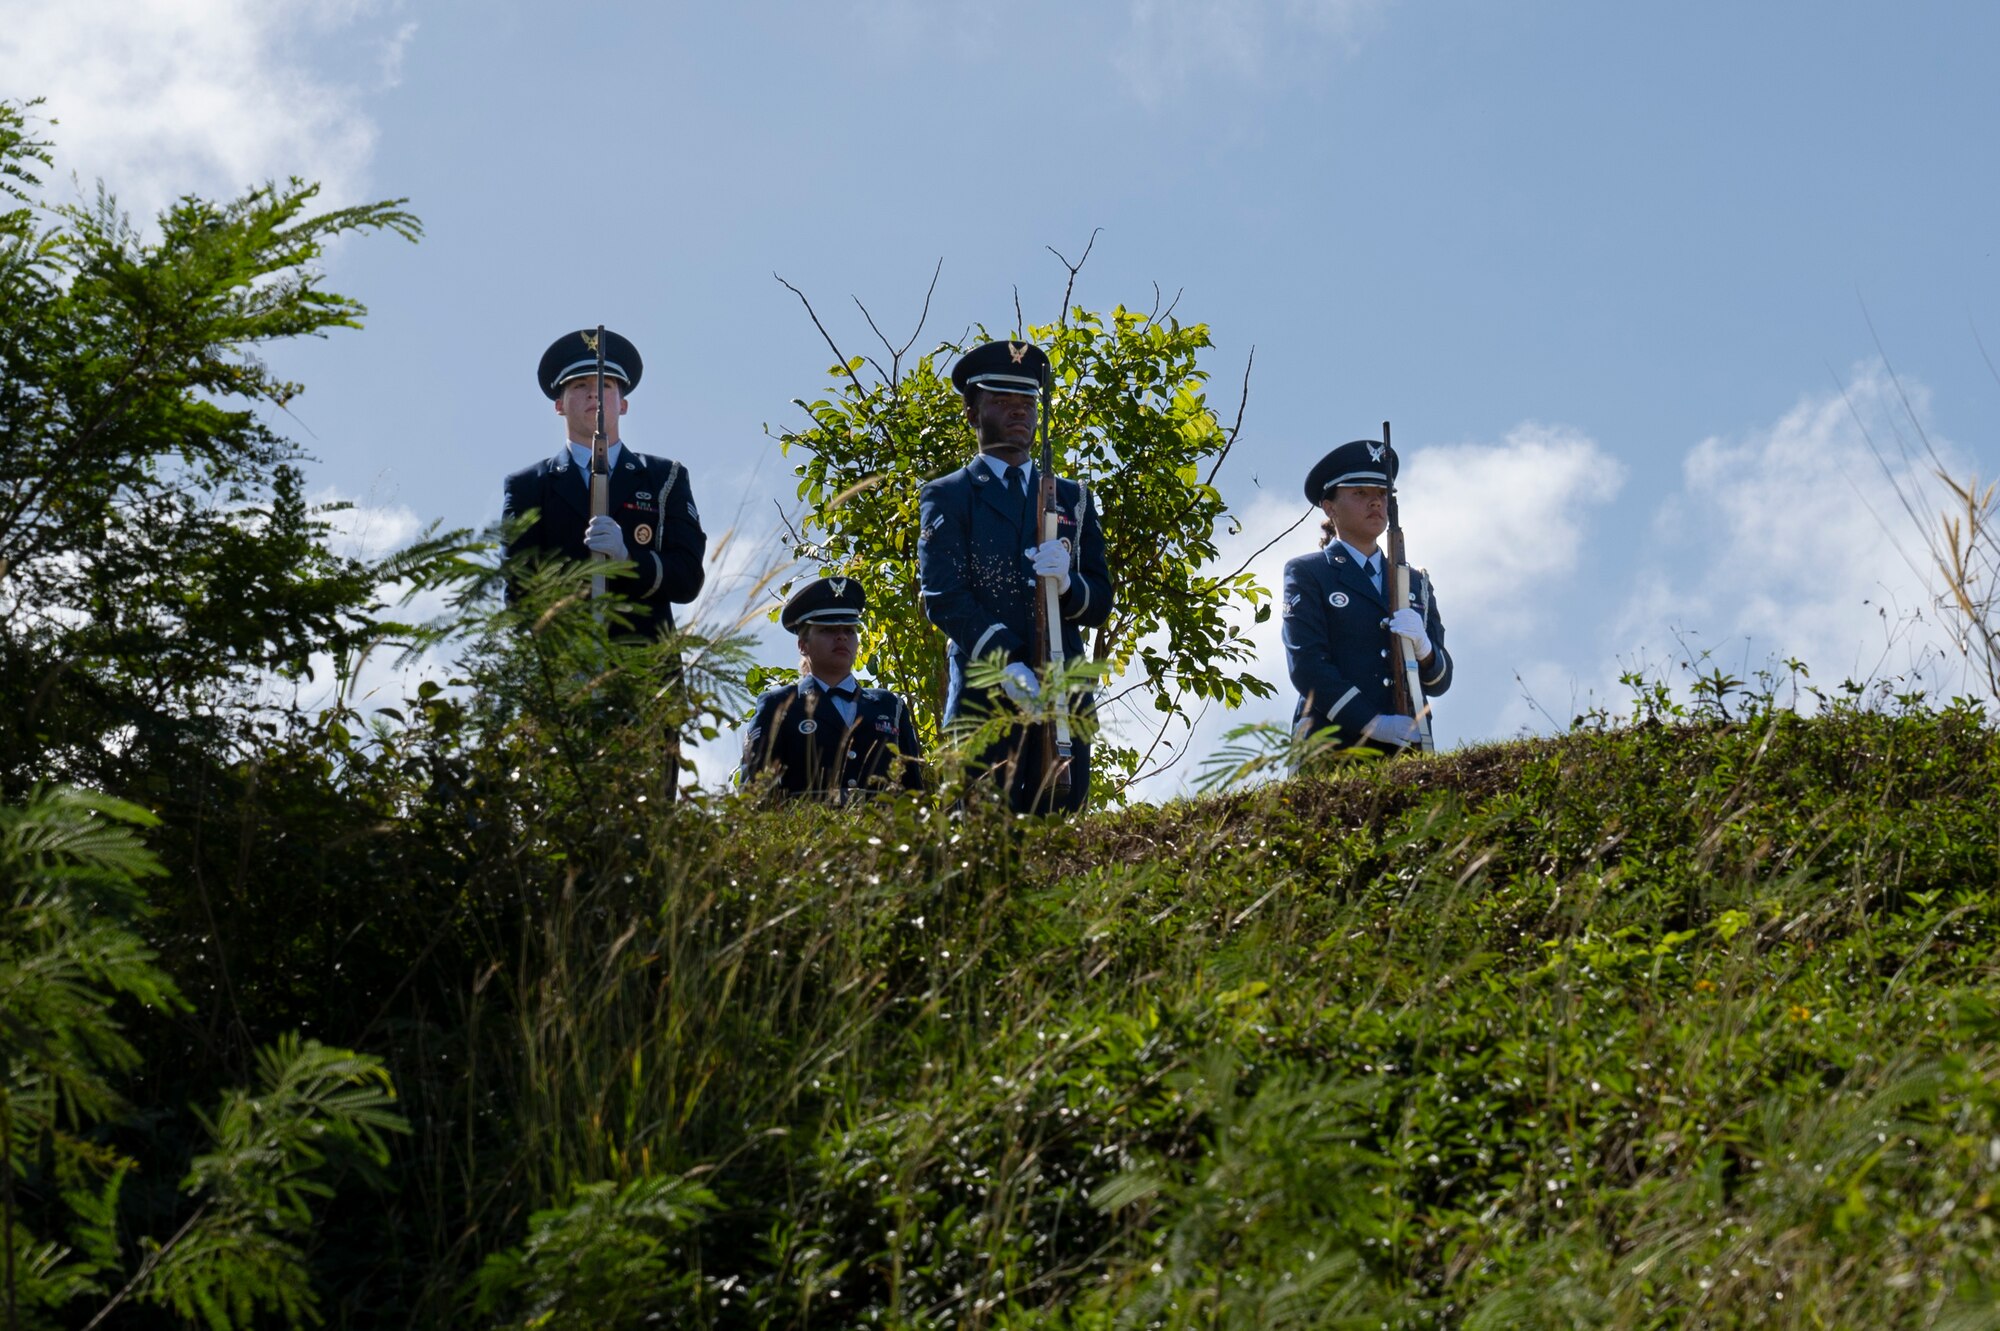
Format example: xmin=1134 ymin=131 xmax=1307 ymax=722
xmin=8 ymin=0 xmax=1998 ymax=794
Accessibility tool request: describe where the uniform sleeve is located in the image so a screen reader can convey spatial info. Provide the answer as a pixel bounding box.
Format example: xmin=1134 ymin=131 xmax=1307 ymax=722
xmin=1281 ymin=558 xmax=1373 ymax=745
xmin=1059 ymin=482 xmax=1113 ymax=629
xmin=616 ymin=463 xmax=706 ymax=610
xmin=655 ymin=466 xmax=706 ymax=605
xmin=499 ymin=470 xmax=540 ymax=607
xmin=1416 ymin=571 xmax=1453 ymax=697
xmin=919 ymin=478 xmax=1025 ymax=663
xmin=735 ymin=693 xmax=783 ymax=789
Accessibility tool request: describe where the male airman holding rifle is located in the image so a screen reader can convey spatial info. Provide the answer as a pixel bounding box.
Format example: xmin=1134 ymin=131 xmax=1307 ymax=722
xmin=501 ymin=328 xmax=708 ymax=797
xmin=501 ymin=328 xmax=707 ymax=635
xmin=916 ymin=339 xmax=1114 ymax=814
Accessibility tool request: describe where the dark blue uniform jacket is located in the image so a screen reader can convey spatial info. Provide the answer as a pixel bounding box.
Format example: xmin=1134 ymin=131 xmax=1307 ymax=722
xmin=1281 ymin=543 xmax=1452 ymax=745
xmin=737 ymin=680 xmax=925 ymax=800
xmin=501 ymin=448 xmax=706 ymax=635
xmin=917 ymin=459 xmax=1114 ymax=723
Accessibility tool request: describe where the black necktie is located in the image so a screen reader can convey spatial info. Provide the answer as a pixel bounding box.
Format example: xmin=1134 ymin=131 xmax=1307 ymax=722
xmin=827 ymin=683 xmax=857 ymax=703
xmin=1005 ymin=464 xmax=1025 ymax=499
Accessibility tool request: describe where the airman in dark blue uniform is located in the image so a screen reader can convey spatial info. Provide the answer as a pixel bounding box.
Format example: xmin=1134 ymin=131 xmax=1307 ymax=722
xmin=917 ymin=339 xmax=1114 ymax=813
xmin=501 ymin=329 xmax=706 ymax=636
xmin=1282 ymin=438 xmax=1452 ymax=752
xmin=737 ymin=576 xmax=925 ymax=802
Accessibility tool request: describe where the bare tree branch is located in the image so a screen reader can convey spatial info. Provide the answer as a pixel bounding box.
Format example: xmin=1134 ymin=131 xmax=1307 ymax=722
xmin=850 ymin=294 xmax=901 ymax=386
xmin=774 ymin=272 xmax=867 ymax=401
xmin=1047 ymin=228 xmax=1101 ymax=328
xmin=1218 ymin=506 xmax=1311 ymax=584
xmin=1126 ymin=698 xmax=1208 ymax=789
xmin=1202 ymin=346 xmax=1255 ymax=488
xmin=772 ymin=498 xmax=809 ymax=553
xmin=899 ymin=256 xmax=944 ymax=361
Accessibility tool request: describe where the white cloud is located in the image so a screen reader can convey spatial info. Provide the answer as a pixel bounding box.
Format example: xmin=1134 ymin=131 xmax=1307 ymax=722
xmin=1607 ymin=363 xmax=1973 ymax=704
xmin=1113 ymin=0 xmax=1389 ymax=106
xmin=378 ymin=21 xmax=419 ymax=86
xmin=251 ymin=490 xmax=451 ymax=716
xmin=317 ymin=486 xmax=424 ymax=563
xmin=1402 ymin=423 xmax=1626 ymax=640
xmin=1 ymin=0 xmax=407 ymax=221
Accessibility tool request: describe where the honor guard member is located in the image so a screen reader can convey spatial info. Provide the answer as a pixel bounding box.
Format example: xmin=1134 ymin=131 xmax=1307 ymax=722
xmin=501 ymin=328 xmax=706 ymax=635
xmin=736 ymin=575 xmax=925 ymax=801
xmin=916 ymin=339 xmax=1114 ymax=814
xmin=1282 ymin=438 xmax=1452 ymax=752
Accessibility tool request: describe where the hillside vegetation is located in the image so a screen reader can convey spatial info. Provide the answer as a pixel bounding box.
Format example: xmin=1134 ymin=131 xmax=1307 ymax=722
xmin=8 ymin=95 xmax=2000 ymax=1328
xmin=67 ymin=684 xmax=1994 ymax=1329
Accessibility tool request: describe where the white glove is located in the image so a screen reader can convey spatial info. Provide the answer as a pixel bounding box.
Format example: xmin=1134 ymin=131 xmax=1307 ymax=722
xmin=1386 ymin=607 xmax=1432 ymax=661
xmin=999 ymin=662 xmax=1039 ymax=706
xmin=1027 ymin=540 xmax=1072 ymax=594
xmin=1360 ymin=713 xmax=1425 ymax=749
xmin=583 ymin=515 xmax=628 ymax=562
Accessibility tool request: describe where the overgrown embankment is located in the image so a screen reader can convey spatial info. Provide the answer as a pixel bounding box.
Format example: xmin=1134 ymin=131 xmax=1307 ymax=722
xmin=123 ymin=700 xmax=2000 ymax=1328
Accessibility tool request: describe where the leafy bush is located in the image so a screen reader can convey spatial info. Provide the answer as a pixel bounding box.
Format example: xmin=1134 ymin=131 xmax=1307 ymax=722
xmin=0 ymin=786 xmax=407 ymax=1330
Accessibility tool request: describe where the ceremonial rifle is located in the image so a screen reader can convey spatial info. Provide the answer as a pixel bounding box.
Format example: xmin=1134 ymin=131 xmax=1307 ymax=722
xmin=1033 ymin=360 xmax=1074 ymax=800
xmin=1383 ymin=419 xmax=1435 ymax=753
xmin=588 ymin=324 xmax=609 ymax=599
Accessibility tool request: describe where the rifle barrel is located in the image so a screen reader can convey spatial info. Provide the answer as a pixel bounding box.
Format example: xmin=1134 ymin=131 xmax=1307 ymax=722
xmin=1036 ymin=362 xmax=1073 ymax=800
xmin=1383 ymin=419 xmax=1434 ymax=753
xmin=589 ymin=323 xmax=609 ymax=599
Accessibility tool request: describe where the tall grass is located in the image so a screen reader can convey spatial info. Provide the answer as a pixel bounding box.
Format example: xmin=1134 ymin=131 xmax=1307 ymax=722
xmin=124 ymin=542 xmax=2000 ymax=1326
xmin=410 ymin=689 xmax=1998 ymax=1328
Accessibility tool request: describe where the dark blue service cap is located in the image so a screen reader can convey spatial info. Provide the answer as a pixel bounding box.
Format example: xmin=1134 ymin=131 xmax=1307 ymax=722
xmin=1304 ymin=438 xmax=1397 ymax=504
xmin=951 ymin=339 xmax=1049 ymax=399
xmin=781 ymin=574 xmax=868 ymax=634
xmin=538 ymin=328 xmax=643 ymax=400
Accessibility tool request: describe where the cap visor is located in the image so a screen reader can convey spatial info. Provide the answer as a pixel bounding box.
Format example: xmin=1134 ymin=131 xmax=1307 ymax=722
xmin=553 ymin=358 xmax=633 ymax=388
xmin=964 ymin=373 xmax=1041 ymax=397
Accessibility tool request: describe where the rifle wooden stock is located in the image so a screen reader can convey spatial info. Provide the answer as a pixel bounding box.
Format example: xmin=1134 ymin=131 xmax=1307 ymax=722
xmin=1383 ymin=419 xmax=1435 ymax=753
xmin=1034 ymin=363 xmax=1073 ymax=800
xmin=589 ymin=323 xmax=609 ymax=600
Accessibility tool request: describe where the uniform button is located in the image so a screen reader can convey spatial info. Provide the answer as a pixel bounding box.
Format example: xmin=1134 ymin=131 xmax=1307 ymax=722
xmin=846 ymin=779 xmax=858 ymax=788
xmin=1382 ymin=677 xmax=1392 ymax=686
xmin=1380 ymin=649 xmax=1388 ymax=658
xmin=847 ymin=749 xmax=858 ymax=759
